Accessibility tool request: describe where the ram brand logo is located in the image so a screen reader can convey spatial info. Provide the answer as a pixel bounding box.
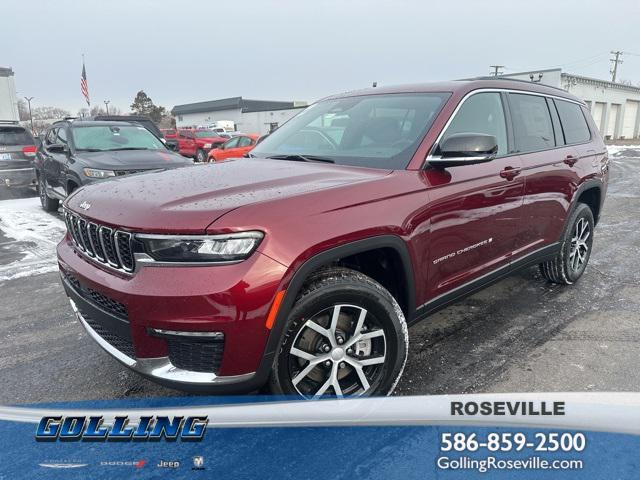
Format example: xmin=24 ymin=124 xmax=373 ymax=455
xmin=78 ymin=201 xmax=91 ymax=211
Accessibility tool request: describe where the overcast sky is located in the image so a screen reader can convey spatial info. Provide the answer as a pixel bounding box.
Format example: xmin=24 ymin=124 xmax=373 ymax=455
xmin=3 ymin=0 xmax=639 ymax=114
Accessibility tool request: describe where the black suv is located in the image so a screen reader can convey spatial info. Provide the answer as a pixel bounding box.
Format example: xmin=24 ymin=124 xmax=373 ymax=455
xmin=0 ymin=120 xmax=37 ymax=188
xmin=34 ymin=119 xmax=193 ymax=211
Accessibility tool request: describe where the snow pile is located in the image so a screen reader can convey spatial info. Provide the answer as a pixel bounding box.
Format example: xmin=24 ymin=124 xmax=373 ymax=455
xmin=0 ymin=197 xmax=66 ymax=282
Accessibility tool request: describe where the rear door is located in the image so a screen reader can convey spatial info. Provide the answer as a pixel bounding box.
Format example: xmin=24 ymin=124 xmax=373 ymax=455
xmin=41 ymin=127 xmax=66 ymax=195
xmin=236 ymin=135 xmax=255 ymax=156
xmin=425 ymin=91 xmax=525 ymax=298
xmin=218 ymin=136 xmax=241 ymax=160
xmin=508 ymin=93 xmax=583 ymax=255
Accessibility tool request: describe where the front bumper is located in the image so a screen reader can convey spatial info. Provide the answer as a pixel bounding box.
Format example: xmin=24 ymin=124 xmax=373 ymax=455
xmin=58 ymin=236 xmax=287 ymax=393
xmin=0 ymin=167 xmax=36 ymax=187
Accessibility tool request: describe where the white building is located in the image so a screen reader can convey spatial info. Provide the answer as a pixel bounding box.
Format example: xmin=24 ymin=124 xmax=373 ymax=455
xmin=0 ymin=67 xmax=18 ymax=121
xmin=171 ymin=97 xmax=307 ymax=134
xmin=498 ymin=68 xmax=640 ymax=140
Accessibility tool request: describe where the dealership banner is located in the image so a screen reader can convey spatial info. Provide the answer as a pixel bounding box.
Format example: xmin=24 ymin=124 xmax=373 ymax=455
xmin=1 ymin=393 xmax=639 ymax=479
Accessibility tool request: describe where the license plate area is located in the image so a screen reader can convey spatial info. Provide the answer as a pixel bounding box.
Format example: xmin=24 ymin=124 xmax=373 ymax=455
xmin=0 ymin=153 xmax=11 ymax=161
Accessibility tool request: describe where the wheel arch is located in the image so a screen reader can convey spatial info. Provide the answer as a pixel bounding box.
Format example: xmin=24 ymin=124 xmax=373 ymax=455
xmin=255 ymin=235 xmax=416 ymax=384
xmin=574 ymin=181 xmax=602 ymax=226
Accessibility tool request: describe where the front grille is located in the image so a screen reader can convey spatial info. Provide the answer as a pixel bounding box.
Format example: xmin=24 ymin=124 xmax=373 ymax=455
xmin=64 ymin=210 xmax=135 ymax=273
xmin=167 ymin=338 xmax=224 ymax=373
xmin=83 ymin=312 xmax=136 ymax=359
xmin=63 ymin=270 xmax=128 ymax=320
xmin=115 ymin=169 xmax=147 ymax=176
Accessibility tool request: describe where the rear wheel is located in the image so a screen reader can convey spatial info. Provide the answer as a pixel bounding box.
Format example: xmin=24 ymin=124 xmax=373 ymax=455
xmin=196 ymin=149 xmax=207 ymax=163
xmin=38 ymin=173 xmax=59 ymax=212
xmin=539 ymin=203 xmax=594 ymax=285
xmin=269 ymin=267 xmax=408 ymax=399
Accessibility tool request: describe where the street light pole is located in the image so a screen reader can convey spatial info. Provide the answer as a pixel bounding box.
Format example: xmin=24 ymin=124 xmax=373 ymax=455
xmin=104 ymin=100 xmax=110 ymax=115
xmin=24 ymin=96 xmax=34 ymax=133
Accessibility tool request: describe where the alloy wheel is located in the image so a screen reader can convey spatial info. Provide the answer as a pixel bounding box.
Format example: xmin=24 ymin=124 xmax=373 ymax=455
xmin=569 ymin=217 xmax=590 ymax=272
xmin=288 ymin=304 xmax=387 ymax=399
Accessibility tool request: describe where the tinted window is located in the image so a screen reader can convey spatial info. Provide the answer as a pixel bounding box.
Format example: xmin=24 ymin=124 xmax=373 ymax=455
xmin=555 ymin=100 xmax=591 ymax=144
xmin=509 ymin=93 xmax=555 ymax=152
xmin=57 ymin=127 xmax=68 ymax=145
xmin=238 ymin=136 xmax=252 ymax=147
xmin=224 ymin=137 xmax=240 ymax=148
xmin=252 ymin=93 xmax=449 ymax=169
xmin=441 ymin=92 xmax=507 ymax=155
xmin=0 ymin=126 xmax=34 ymax=146
xmin=44 ymin=128 xmax=57 ymax=146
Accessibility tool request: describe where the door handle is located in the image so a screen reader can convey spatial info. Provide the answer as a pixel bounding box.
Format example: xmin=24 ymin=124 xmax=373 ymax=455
xmin=499 ymin=166 xmax=521 ymax=180
xmin=564 ymin=155 xmax=578 ymax=167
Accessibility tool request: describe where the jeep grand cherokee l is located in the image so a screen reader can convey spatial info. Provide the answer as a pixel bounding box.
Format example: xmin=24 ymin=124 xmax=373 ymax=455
xmin=35 ymin=119 xmax=192 ymax=211
xmin=58 ymin=79 xmax=608 ymax=398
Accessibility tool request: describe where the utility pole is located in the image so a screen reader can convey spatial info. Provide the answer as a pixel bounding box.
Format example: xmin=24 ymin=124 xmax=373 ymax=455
xmin=490 ymin=65 xmax=504 ymax=77
xmin=104 ymin=100 xmax=110 ymax=115
xmin=24 ymin=96 xmax=34 ymax=133
xmin=610 ymin=51 xmax=623 ymax=83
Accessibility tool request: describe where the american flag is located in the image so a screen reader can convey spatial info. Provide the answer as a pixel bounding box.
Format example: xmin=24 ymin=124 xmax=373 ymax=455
xmin=80 ymin=61 xmax=90 ymax=106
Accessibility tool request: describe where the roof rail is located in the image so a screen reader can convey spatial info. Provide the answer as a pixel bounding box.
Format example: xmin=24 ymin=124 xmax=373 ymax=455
xmin=0 ymin=119 xmax=19 ymax=125
xmin=63 ymin=116 xmax=78 ymax=121
xmin=467 ymin=76 xmax=569 ymax=93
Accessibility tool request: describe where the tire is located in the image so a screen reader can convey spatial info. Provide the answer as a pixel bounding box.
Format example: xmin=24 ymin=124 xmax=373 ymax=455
xmin=269 ymin=267 xmax=408 ymax=399
xmin=38 ymin=173 xmax=59 ymax=212
xmin=195 ymin=149 xmax=206 ymax=163
xmin=539 ymin=203 xmax=594 ymax=285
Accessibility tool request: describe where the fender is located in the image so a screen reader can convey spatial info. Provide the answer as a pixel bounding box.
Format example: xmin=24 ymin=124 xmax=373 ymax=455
xmin=252 ymin=235 xmax=416 ymax=385
xmin=567 ymin=178 xmax=604 ymax=229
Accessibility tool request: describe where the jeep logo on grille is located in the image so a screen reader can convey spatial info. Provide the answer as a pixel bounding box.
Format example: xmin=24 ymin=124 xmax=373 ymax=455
xmin=79 ymin=201 xmax=91 ymax=210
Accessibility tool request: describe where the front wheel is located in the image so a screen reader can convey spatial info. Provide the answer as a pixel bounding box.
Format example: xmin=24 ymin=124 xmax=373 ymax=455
xmin=38 ymin=173 xmax=59 ymax=212
xmin=539 ymin=203 xmax=594 ymax=285
xmin=269 ymin=267 xmax=408 ymax=399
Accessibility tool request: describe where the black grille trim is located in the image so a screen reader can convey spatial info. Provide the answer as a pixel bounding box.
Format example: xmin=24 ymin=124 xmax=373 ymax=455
xmin=62 ymin=270 xmax=128 ymax=320
xmin=63 ymin=209 xmax=135 ymax=274
xmin=167 ymin=338 xmax=224 ymax=373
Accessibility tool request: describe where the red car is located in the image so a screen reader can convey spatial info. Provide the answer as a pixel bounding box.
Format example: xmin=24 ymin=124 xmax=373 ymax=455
xmin=58 ymin=79 xmax=608 ymax=398
xmin=207 ymin=134 xmax=259 ymax=162
xmin=176 ymin=129 xmax=226 ymax=162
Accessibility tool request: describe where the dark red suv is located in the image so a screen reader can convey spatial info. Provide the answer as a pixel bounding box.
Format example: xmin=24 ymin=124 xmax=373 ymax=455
xmin=58 ymin=79 xmax=608 ymax=398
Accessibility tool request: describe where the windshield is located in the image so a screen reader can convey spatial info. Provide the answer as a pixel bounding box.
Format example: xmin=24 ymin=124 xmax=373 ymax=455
xmin=195 ymin=130 xmax=217 ymax=138
xmin=252 ymin=93 xmax=449 ymax=169
xmin=0 ymin=127 xmax=34 ymax=146
xmin=71 ymin=125 xmax=166 ymax=151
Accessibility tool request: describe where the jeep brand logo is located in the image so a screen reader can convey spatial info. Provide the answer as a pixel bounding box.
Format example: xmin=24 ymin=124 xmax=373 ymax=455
xmin=78 ymin=201 xmax=91 ymax=211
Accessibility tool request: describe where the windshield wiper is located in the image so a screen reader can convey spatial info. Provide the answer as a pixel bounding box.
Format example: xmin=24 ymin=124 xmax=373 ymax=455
xmin=106 ymin=147 xmax=151 ymax=151
xmin=266 ymin=154 xmax=335 ymax=164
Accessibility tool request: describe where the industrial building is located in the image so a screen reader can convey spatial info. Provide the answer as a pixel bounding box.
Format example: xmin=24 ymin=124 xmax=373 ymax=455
xmin=0 ymin=67 xmax=18 ymax=121
xmin=171 ymin=97 xmax=307 ymax=134
xmin=498 ymin=68 xmax=640 ymax=140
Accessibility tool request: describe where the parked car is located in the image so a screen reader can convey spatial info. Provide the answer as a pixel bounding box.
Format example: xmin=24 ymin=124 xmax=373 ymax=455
xmin=0 ymin=120 xmax=37 ymax=188
xmin=34 ymin=119 xmax=192 ymax=211
xmin=58 ymin=79 xmax=608 ymax=398
xmin=207 ymin=134 xmax=259 ymax=161
xmin=176 ymin=129 xmax=226 ymax=162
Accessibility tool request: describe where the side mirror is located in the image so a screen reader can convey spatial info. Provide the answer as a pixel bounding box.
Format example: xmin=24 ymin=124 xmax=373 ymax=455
xmin=428 ymin=133 xmax=497 ymax=168
xmin=48 ymin=143 xmax=69 ymax=155
xmin=166 ymin=141 xmax=179 ymax=152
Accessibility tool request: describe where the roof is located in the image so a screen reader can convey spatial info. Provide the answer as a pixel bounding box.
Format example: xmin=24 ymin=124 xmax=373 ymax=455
xmin=323 ymin=79 xmax=584 ymax=104
xmin=171 ymin=97 xmax=300 ymax=115
xmin=55 ymin=120 xmax=139 ymax=128
xmin=561 ymin=72 xmax=640 ymax=93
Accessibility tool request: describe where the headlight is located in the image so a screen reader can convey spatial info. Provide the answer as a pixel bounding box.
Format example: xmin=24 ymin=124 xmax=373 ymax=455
xmin=137 ymin=231 xmax=264 ymax=262
xmin=84 ymin=168 xmax=116 ymax=178
xmin=203 ymin=143 xmax=212 ymax=149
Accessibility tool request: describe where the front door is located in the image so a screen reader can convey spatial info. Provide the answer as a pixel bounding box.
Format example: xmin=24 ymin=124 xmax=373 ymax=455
xmin=424 ymin=92 xmax=525 ymax=299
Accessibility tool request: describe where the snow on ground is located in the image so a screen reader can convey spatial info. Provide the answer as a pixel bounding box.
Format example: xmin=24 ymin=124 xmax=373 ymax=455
xmin=607 ymin=144 xmax=640 ymax=157
xmin=0 ymin=197 xmax=65 ymax=282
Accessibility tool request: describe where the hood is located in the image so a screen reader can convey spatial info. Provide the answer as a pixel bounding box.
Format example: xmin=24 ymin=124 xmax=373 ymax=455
xmin=66 ymin=158 xmax=390 ymax=233
xmin=75 ymin=149 xmax=190 ymax=169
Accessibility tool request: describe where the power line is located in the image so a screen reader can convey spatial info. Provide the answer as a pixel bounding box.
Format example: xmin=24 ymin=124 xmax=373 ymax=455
xmin=610 ymin=50 xmax=623 ymax=82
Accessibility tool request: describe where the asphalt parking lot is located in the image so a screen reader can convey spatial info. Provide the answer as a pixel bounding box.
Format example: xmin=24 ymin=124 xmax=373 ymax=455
xmin=1 ymin=146 xmax=638 ymax=405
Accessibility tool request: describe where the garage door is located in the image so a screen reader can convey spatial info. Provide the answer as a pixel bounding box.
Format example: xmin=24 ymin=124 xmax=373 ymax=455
xmin=607 ymin=104 xmax=620 ymax=138
xmin=592 ymin=102 xmax=605 ymax=132
xmin=622 ymin=101 xmax=639 ymax=139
